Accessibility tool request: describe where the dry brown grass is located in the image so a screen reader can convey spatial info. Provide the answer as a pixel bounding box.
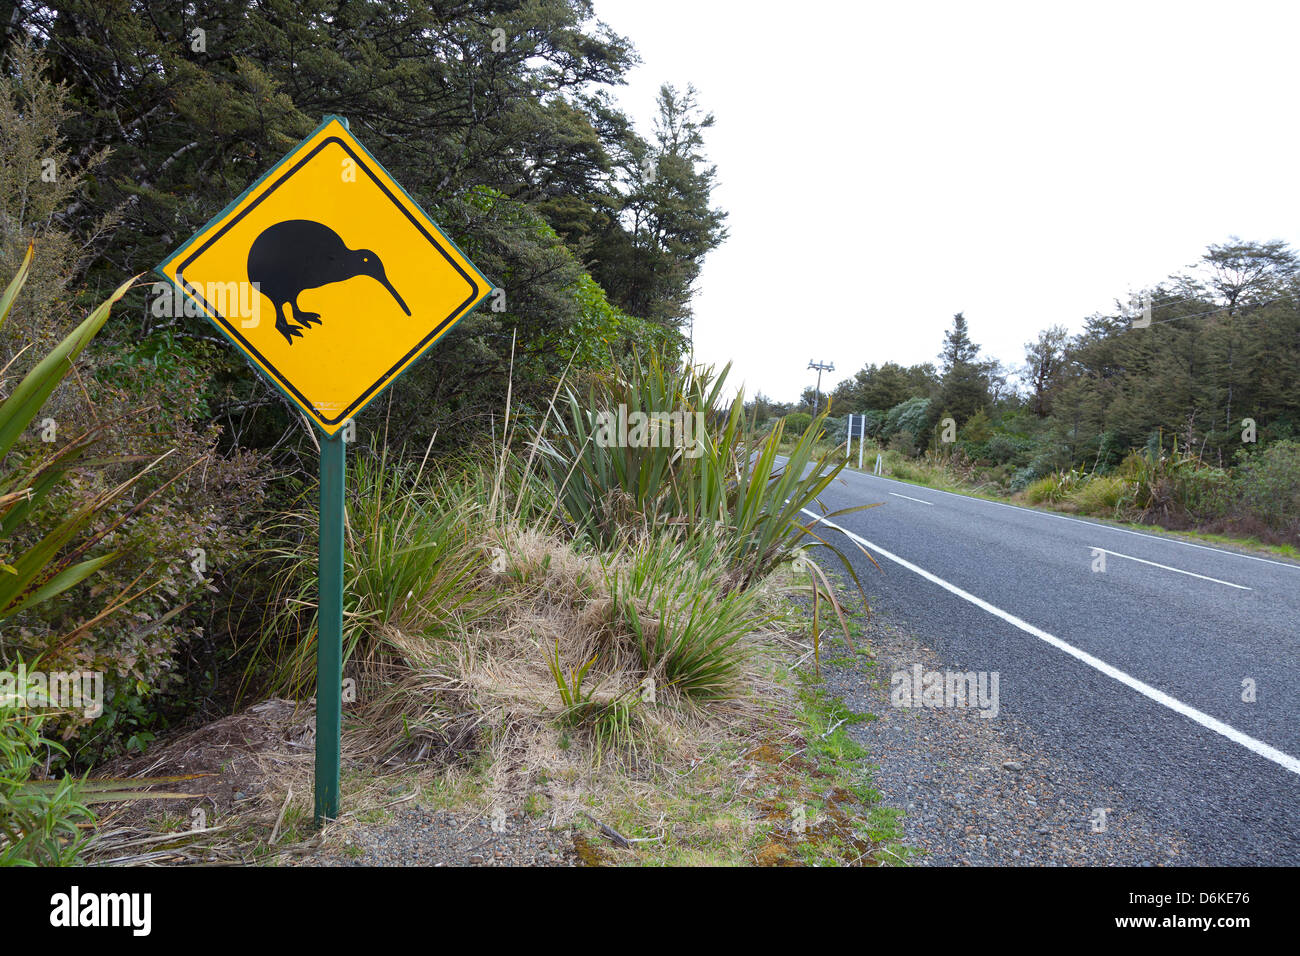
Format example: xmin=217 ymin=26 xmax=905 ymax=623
xmin=353 ymin=526 xmax=783 ymax=822
xmin=87 ymin=525 xmax=817 ymax=864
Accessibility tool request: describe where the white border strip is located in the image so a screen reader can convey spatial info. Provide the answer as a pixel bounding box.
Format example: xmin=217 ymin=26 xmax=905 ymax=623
xmin=1092 ymin=547 xmax=1252 ymax=590
xmin=889 ymin=492 xmax=933 ymax=506
xmin=802 ymin=509 xmax=1300 ymax=777
xmin=841 ymin=466 xmax=1300 ymax=571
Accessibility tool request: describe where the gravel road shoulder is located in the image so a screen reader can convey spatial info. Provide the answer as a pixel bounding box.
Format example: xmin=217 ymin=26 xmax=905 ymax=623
xmin=821 ymin=616 xmax=1196 ymax=866
xmin=305 ymin=807 xmax=580 ymax=866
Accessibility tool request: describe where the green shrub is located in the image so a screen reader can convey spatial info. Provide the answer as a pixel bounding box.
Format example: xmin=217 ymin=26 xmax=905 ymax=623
xmin=860 ymin=409 xmax=885 ymax=437
xmin=1120 ymin=449 xmax=1233 ymax=521
xmin=1010 ymin=449 xmax=1067 ymax=493
xmin=0 ymin=248 xmax=182 ymax=759
xmin=1 ymin=48 xmax=269 ymax=762
xmin=0 ymin=690 xmax=92 ymax=866
xmin=959 ymin=409 xmax=993 ymax=444
xmin=983 ymin=432 xmax=1032 ymax=466
xmin=1009 ymin=465 xmax=1039 ymax=493
xmin=887 ymin=430 xmax=917 ymax=458
xmin=783 ymin=411 xmax=812 ymax=435
xmin=1235 ymin=440 xmax=1300 ymax=532
xmin=882 ymin=396 xmax=931 ymax=443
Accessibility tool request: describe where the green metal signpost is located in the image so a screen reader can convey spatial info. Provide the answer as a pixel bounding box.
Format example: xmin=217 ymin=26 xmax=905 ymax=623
xmin=315 ymin=432 xmax=346 ymax=822
xmin=156 ymin=115 xmax=493 ymax=826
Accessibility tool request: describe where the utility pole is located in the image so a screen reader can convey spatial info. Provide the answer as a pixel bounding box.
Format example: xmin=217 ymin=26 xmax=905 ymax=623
xmin=807 ymin=360 xmax=834 ymax=417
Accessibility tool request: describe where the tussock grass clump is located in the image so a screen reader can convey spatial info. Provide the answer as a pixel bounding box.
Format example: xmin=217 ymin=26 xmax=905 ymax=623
xmin=606 ymin=535 xmax=768 ymax=702
xmin=1066 ymin=475 xmax=1130 ymax=515
xmin=246 ymin=444 xmax=496 ymax=698
xmin=1022 ymin=469 xmax=1085 ymax=505
xmin=342 ymin=522 xmax=780 ymax=817
xmin=248 ymin=441 xmax=777 ymax=802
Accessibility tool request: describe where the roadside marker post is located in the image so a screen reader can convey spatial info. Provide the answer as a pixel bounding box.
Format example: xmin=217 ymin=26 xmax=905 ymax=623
xmin=155 ymin=115 xmax=493 ymax=825
xmin=846 ymin=414 xmax=866 ymax=469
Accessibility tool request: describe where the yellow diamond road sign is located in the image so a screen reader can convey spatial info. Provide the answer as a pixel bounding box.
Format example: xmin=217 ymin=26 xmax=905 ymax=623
xmin=157 ymin=115 xmax=492 ymax=435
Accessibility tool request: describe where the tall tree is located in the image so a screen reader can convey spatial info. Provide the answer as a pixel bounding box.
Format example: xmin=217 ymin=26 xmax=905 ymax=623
xmin=1024 ymin=325 xmax=1069 ymax=417
xmin=938 ymin=312 xmax=989 ymax=424
xmin=1185 ymin=239 xmax=1298 ymax=431
xmin=587 ymin=82 xmax=727 ymax=336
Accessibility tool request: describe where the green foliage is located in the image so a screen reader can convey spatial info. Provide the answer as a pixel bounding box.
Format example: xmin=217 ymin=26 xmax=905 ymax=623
xmin=938 ymin=313 xmax=993 ymax=424
xmin=8 ymin=7 xmax=723 ymax=452
xmin=0 ymin=245 xmax=136 ymax=634
xmin=545 ymin=641 xmax=639 ymax=764
xmin=1233 ymin=440 xmax=1300 ymax=532
xmin=1 ymin=47 xmax=270 ymax=764
xmin=0 ymin=249 xmax=264 ymax=763
xmin=1067 ymin=475 xmax=1130 ymax=515
xmin=783 ymin=412 xmax=813 ymax=435
xmin=540 ymin=351 xmax=876 ymax=591
xmin=980 ymin=431 xmax=1033 ymax=466
xmin=1119 ymin=447 xmax=1233 ymax=522
xmin=0 ymin=689 xmax=92 ymax=866
xmin=823 ymin=239 xmax=1300 ymax=544
xmin=831 ymin=361 xmax=938 ymax=414
xmin=882 ymin=396 xmax=932 ymax=447
xmin=1023 ymin=470 xmax=1085 ymax=505
xmin=0 ymin=40 xmax=117 ymax=365
xmin=959 ymin=409 xmax=993 ymax=444
xmin=887 ymin=430 xmax=918 ymax=458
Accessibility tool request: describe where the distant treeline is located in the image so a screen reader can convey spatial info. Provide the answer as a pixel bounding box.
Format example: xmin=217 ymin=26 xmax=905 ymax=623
xmin=756 ymin=239 xmax=1300 ymax=481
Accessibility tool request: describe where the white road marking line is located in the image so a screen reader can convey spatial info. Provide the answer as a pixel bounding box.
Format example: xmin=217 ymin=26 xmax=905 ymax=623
xmin=889 ymin=492 xmax=933 ymax=506
xmin=800 ymin=508 xmax=1300 ymax=777
xmin=832 ymin=465 xmax=1300 ymax=571
xmin=1091 ymin=547 xmax=1252 ymax=590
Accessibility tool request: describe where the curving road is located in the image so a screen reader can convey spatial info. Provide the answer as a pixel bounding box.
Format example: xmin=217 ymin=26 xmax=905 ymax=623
xmin=793 ymin=460 xmax=1300 ymax=865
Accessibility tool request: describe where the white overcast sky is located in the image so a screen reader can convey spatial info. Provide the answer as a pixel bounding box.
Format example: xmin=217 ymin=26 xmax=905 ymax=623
xmin=592 ymin=0 xmax=1300 ymax=403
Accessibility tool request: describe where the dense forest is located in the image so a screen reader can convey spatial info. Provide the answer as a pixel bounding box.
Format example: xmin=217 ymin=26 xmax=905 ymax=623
xmin=0 ymin=1 xmax=725 ymax=765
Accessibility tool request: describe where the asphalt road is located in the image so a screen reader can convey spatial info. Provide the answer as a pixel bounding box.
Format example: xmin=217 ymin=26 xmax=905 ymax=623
xmin=792 ymin=460 xmax=1300 ymax=865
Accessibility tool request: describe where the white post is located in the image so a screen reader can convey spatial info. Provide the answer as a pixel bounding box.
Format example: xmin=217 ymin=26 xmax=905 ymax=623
xmin=859 ymin=423 xmax=865 ymax=470
xmin=846 ymin=414 xmax=853 ymax=462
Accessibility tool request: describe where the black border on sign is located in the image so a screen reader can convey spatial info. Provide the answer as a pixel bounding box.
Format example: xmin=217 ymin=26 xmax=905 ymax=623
xmin=176 ymin=136 xmax=479 ymax=426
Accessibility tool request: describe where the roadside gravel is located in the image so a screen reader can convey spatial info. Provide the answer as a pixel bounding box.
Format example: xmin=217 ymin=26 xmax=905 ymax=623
xmin=306 ymin=807 xmax=579 ymax=866
xmin=823 ymin=616 xmax=1196 ymax=866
